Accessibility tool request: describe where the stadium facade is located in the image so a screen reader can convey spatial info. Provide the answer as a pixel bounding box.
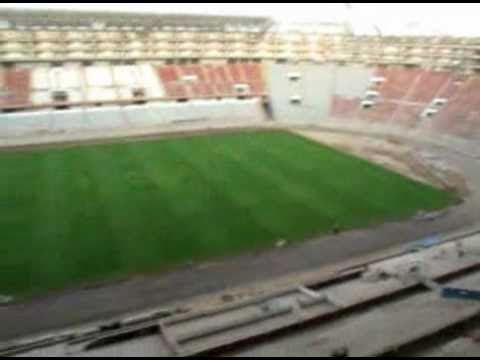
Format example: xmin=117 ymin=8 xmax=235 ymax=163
xmin=0 ymin=9 xmax=480 ymax=141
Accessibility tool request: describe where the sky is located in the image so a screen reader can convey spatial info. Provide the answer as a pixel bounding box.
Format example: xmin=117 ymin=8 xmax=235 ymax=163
xmin=0 ymin=3 xmax=479 ymax=37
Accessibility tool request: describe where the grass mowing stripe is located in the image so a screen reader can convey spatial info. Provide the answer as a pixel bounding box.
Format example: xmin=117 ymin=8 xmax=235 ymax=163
xmin=239 ymin=134 xmax=407 ymax=224
xmin=282 ymin=133 xmax=455 ymax=208
xmin=242 ymin=132 xmax=453 ymax=220
xmin=123 ymin=140 xmax=242 ymax=263
xmin=174 ymin=135 xmax=333 ymax=243
xmin=78 ymin=146 xmax=141 ymax=277
xmin=226 ymin=133 xmax=385 ymax=229
xmin=208 ymin=139 xmax=339 ymax=235
xmin=0 ymin=130 xmax=456 ymax=296
xmin=162 ymin=138 xmax=278 ymax=255
xmin=201 ymin=141 xmax=330 ymax=237
xmin=30 ymin=152 xmax=74 ymax=291
xmin=0 ymin=154 xmax=46 ymax=293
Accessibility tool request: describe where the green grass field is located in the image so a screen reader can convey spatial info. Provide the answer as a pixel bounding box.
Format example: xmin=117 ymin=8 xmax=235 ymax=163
xmin=0 ymin=131 xmax=456 ymax=296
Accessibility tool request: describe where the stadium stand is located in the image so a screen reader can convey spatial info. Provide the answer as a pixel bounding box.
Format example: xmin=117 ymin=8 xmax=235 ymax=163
xmin=48 ymin=65 xmax=84 ymax=105
xmin=156 ymin=64 xmax=265 ymax=99
xmin=85 ymin=65 xmax=116 ymax=103
xmin=430 ymin=77 xmax=480 ymax=138
xmin=329 ymin=67 xmax=480 ymax=137
xmin=357 ymin=67 xmax=424 ymax=126
xmin=140 ymin=65 xmax=164 ymax=98
xmin=1 ymin=9 xmax=480 ymax=142
xmin=405 ymin=70 xmax=451 ymax=103
xmin=0 ymin=68 xmax=31 ymax=108
xmin=31 ymin=66 xmax=51 ymax=105
xmin=114 ymin=65 xmax=141 ymax=101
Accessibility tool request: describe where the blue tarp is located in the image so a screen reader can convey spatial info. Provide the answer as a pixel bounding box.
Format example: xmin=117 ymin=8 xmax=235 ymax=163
xmin=406 ymin=235 xmax=442 ymax=252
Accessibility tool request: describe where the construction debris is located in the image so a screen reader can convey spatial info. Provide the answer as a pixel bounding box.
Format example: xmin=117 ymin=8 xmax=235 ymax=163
xmin=442 ymin=287 xmax=480 ymax=301
xmin=221 ymin=294 xmax=236 ymax=303
xmin=361 ymin=267 xmax=391 ymax=283
xmin=414 ymin=211 xmax=446 ymax=222
xmin=3 ymin=229 xmax=480 ymax=357
xmin=260 ymin=298 xmax=294 ymax=315
xmin=456 ymin=241 xmax=466 ymax=258
xmin=406 ymin=235 xmax=443 ymax=252
xmin=298 ymin=286 xmax=324 ymax=300
xmin=410 ymin=264 xmax=443 ymax=293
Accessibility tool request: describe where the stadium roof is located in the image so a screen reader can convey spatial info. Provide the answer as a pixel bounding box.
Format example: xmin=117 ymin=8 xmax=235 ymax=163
xmin=0 ymin=9 xmax=274 ymax=31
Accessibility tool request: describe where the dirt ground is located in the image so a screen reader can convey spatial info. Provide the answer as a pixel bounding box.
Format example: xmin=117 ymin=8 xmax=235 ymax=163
xmin=0 ymin=124 xmax=479 ymax=343
xmin=293 ymin=129 xmax=469 ymax=196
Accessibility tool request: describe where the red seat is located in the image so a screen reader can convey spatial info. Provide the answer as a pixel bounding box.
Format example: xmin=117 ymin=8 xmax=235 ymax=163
xmin=164 ymin=82 xmax=188 ymax=99
xmin=157 ymin=66 xmax=180 ymax=83
xmin=0 ymin=69 xmax=31 ymax=107
xmin=155 ymin=63 xmax=266 ymax=100
xmin=228 ymin=64 xmax=244 ymax=83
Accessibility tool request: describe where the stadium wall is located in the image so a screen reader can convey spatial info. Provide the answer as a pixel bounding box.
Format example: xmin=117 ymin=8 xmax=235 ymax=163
xmin=267 ymin=63 xmax=336 ymax=123
xmin=0 ymin=99 xmax=265 ymax=137
xmin=267 ymin=64 xmax=372 ymax=124
xmin=2 ymin=61 xmax=480 ymax=143
xmin=333 ymin=65 xmax=374 ymax=99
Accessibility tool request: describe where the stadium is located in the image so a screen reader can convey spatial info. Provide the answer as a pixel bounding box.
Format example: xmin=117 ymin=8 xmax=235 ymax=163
xmin=1 ymin=5 xmax=480 ymax=357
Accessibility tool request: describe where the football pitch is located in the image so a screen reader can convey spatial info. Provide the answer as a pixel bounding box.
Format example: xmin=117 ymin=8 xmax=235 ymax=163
xmin=0 ymin=131 xmax=456 ymax=295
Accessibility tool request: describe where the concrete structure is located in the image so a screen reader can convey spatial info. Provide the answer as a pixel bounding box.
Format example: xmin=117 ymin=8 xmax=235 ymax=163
xmin=1 ymin=9 xmax=480 ymax=144
xmin=3 ymin=229 xmax=480 ymax=357
xmin=267 ymin=63 xmax=373 ymax=123
xmin=0 ymin=99 xmax=265 ymax=137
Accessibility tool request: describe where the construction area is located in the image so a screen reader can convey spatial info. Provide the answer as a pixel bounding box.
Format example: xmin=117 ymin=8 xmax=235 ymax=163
xmin=1 ymin=5 xmax=480 ymax=357
xmin=2 ymin=227 xmax=480 ymax=357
